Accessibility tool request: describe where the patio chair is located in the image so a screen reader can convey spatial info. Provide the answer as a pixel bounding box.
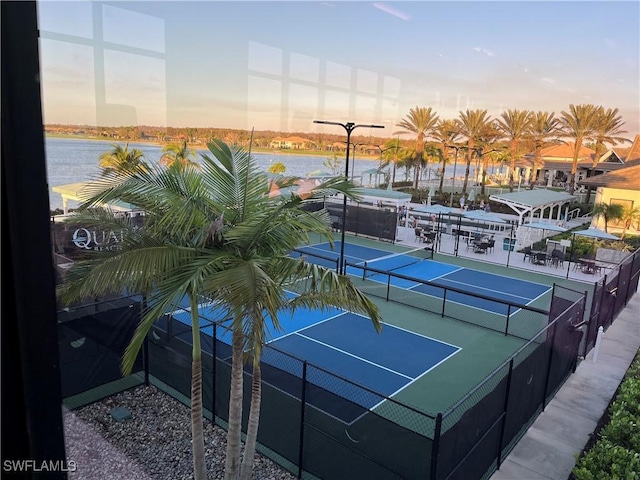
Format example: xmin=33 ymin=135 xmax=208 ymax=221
xmin=523 ymin=246 xmax=533 ymax=263
xmin=414 ymin=227 xmax=423 ymax=243
xmin=550 ymin=249 xmax=564 ymax=268
xmin=487 ymin=238 xmax=495 ymax=254
xmin=474 ymin=241 xmax=490 ymax=254
xmin=534 ymin=252 xmax=548 ymax=266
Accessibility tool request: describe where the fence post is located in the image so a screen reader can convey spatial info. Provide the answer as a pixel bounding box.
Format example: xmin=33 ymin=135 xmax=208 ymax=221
xmin=430 ymin=413 xmax=443 ymax=480
xmin=297 ymin=361 xmax=308 ymax=479
xmin=141 ymin=297 xmax=150 ymax=386
xmin=584 ymin=279 xmax=606 ymax=358
xmin=497 ymin=359 xmax=514 ymax=469
xmin=541 ymin=321 xmax=557 ymax=410
xmin=592 ymin=326 xmax=604 ymax=363
xmin=143 ymin=334 xmax=150 ymax=386
xmin=212 ymin=323 xmax=217 ymax=419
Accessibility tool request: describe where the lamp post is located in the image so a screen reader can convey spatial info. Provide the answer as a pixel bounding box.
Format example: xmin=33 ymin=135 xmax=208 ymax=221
xmin=349 ymin=142 xmax=368 ymax=184
xmin=373 ymin=144 xmax=397 ymax=187
xmin=314 ymin=120 xmax=385 ymax=274
xmin=446 ymin=145 xmax=464 ymax=208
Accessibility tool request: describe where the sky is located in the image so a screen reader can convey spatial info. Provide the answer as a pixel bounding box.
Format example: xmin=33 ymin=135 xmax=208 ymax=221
xmin=37 ymin=1 xmax=640 ymax=140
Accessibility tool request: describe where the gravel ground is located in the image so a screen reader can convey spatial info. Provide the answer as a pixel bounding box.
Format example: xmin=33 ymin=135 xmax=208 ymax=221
xmin=64 ymin=385 xmax=297 ymax=480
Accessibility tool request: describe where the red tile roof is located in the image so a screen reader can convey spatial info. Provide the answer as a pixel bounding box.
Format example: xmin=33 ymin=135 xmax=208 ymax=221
xmin=624 ymin=134 xmax=640 ymax=166
xmin=539 ymin=142 xmax=595 ymax=159
xmin=579 ymin=164 xmax=640 ymax=189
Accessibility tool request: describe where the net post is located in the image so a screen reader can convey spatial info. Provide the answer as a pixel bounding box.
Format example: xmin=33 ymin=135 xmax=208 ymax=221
xmin=297 ymin=361 xmax=308 ymax=479
xmin=362 ymin=261 xmax=367 ymax=281
xmin=441 ymin=288 xmax=447 ymax=317
xmin=386 ymin=274 xmax=391 ymax=301
xmin=497 ymin=358 xmax=514 ymax=469
xmin=430 ymin=412 xmax=443 ymax=480
xmin=504 ymin=305 xmax=511 ymax=336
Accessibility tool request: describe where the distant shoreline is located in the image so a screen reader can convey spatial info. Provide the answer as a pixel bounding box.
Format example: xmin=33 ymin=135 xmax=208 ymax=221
xmin=45 ymin=133 xmax=379 ymax=161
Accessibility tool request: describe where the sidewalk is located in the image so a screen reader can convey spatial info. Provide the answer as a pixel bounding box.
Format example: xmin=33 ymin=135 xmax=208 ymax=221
xmin=490 ymin=292 xmax=640 ymax=480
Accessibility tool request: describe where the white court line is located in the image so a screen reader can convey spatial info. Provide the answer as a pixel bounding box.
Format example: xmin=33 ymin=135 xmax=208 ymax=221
xmin=266 ymin=311 xmax=349 ymax=343
xmin=295 ymin=333 xmax=414 ymax=380
xmin=377 ymin=346 xmax=463 ymax=407
xmin=431 ymin=277 xmax=532 ymax=302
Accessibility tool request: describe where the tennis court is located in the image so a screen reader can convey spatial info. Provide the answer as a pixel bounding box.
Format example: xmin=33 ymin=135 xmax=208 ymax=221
xmin=295 ymin=242 xmax=551 ymax=316
xmin=162 ymin=293 xmax=460 ymax=424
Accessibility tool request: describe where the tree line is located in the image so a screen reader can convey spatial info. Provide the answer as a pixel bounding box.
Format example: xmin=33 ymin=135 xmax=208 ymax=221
xmin=389 ymin=104 xmax=629 ymax=200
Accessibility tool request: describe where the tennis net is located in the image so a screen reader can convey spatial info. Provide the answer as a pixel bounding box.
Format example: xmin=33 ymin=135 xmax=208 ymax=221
xmin=350 ymin=247 xmax=433 ymax=278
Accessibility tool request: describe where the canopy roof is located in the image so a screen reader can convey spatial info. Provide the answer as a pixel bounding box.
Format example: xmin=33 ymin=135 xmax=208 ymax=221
xmin=489 ymin=189 xmax=576 ymax=225
xmin=352 ymin=187 xmax=412 ymax=207
xmin=52 ymin=181 xmax=139 ymax=213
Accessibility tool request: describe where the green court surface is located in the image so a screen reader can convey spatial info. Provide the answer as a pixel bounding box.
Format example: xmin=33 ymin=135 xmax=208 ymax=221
xmin=300 ymin=232 xmax=595 ymax=426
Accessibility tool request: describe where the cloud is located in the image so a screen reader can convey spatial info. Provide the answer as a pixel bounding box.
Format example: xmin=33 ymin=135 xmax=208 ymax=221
xmin=373 ymin=3 xmax=411 ymax=21
xmin=473 ymin=47 xmax=495 ymax=57
xmin=542 ymin=78 xmax=556 ymax=84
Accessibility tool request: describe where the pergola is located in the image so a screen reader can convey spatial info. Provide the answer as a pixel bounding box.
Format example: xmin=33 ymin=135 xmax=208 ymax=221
xmin=352 ymin=187 xmax=412 ymax=209
xmin=52 ymin=181 xmax=139 ymax=215
xmin=488 ymin=189 xmax=576 ymax=226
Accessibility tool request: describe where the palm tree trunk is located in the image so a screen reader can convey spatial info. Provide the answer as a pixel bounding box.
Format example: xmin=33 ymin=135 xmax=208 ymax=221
xmin=239 ymin=362 xmax=262 ymax=480
xmin=189 ymin=295 xmax=207 ymax=480
xmin=569 ymin=137 xmax=583 ymax=194
xmin=224 ymin=329 xmax=245 ymax=480
xmin=462 ymin=152 xmax=472 ymax=195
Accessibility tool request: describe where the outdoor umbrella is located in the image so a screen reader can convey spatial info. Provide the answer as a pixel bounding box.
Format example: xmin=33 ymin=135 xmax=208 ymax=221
xmin=524 ymin=222 xmax=568 ymax=233
xmin=467 ymin=188 xmax=476 ymax=206
xmin=413 ymin=204 xmax=455 ymax=215
xmin=463 ymin=209 xmax=506 ymax=224
xmin=566 ymin=227 xmax=619 ymax=278
xmin=574 ymin=227 xmax=619 ymax=240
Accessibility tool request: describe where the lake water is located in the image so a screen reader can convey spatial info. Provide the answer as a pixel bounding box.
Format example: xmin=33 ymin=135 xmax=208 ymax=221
xmin=44 ymin=137 xmax=394 ymax=211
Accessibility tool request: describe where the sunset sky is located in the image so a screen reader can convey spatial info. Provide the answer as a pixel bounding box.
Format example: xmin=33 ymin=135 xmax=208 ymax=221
xmin=37 ymin=1 xmax=639 ymax=139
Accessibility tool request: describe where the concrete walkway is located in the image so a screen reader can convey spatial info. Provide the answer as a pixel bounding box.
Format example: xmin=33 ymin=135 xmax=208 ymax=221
xmin=490 ymin=292 xmax=640 ymax=480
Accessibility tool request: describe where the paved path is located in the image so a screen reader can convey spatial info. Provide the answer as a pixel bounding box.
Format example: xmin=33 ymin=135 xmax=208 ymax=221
xmin=490 ymin=292 xmax=640 ymax=480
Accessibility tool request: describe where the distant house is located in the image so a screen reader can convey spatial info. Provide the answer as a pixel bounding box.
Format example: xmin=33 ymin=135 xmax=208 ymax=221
xmin=519 ymin=142 xmax=595 ymax=189
xmin=328 ymin=142 xmax=347 ymax=152
xmin=520 ymin=136 xmax=638 ymax=191
xmin=270 ymin=136 xmax=315 ymax=150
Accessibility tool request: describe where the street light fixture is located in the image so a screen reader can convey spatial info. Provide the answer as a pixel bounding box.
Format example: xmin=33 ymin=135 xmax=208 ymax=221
xmin=372 ymin=144 xmax=398 ymax=187
xmin=446 ymin=144 xmax=466 ymax=208
xmin=313 ymin=120 xmax=385 ymax=274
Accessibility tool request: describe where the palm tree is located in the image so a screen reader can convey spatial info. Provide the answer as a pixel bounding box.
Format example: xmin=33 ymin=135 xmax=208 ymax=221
xmin=619 ymin=205 xmax=640 ymax=240
xmin=432 ymin=120 xmax=461 ymax=194
xmin=58 ymin=140 xmax=382 ymax=480
xmin=526 ymin=112 xmax=560 ymax=187
xmin=495 ymin=109 xmax=531 ymax=192
xmin=454 ymin=109 xmax=493 ymax=194
xmin=591 ymin=202 xmax=624 ymax=233
xmin=472 ymin=124 xmax=504 ymax=196
xmin=98 ymin=143 xmax=148 ymax=174
xmin=559 ymin=104 xmax=600 ymax=194
xmin=378 ymin=138 xmax=402 ymax=186
xmin=585 ymin=107 xmax=629 ymax=202
xmin=159 ymin=140 xmax=199 ymax=169
xmin=394 ymin=106 xmax=439 ymax=190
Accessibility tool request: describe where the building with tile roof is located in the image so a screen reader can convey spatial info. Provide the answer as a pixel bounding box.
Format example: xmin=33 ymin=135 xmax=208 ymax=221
xmin=579 ymin=161 xmax=640 ymax=236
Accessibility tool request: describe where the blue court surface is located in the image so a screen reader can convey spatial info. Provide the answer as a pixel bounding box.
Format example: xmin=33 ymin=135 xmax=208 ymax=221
xmin=161 ymin=292 xmax=460 ymax=423
xmin=297 ymin=242 xmax=551 ymax=315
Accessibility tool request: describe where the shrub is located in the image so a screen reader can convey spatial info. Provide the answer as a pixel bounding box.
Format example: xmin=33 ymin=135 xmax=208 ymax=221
xmin=573 ymin=440 xmax=640 ymax=480
xmin=572 ymin=352 xmax=640 ymax=479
